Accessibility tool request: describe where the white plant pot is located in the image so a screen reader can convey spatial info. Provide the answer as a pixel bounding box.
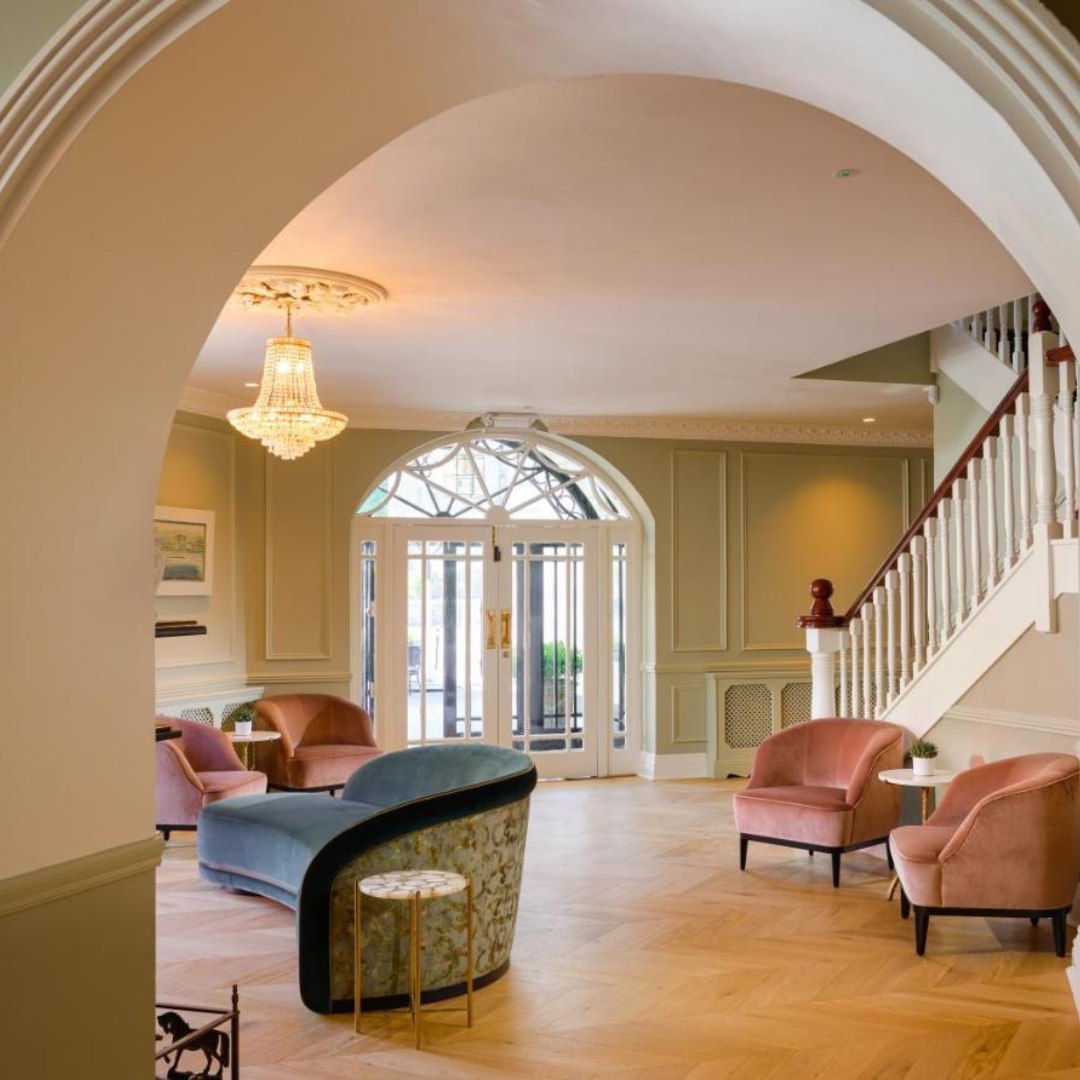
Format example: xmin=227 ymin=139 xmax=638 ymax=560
xmin=234 ymin=720 xmax=253 ymax=737
xmin=912 ymin=756 xmax=935 ymax=777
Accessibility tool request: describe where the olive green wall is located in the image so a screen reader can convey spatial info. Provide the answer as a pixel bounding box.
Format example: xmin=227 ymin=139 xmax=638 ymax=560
xmin=151 ymin=422 xmax=930 ymax=759
xmin=933 ymin=371 xmax=989 ymax=485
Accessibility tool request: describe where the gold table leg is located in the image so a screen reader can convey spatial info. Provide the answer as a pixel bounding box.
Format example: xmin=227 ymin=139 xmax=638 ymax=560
xmin=354 ymin=882 xmax=363 ymax=1034
xmin=466 ymin=876 xmax=474 ymax=1028
xmin=412 ymin=890 xmax=422 ymax=1049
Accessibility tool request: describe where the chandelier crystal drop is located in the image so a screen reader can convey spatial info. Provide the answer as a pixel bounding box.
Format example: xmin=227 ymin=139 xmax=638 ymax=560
xmin=227 ymin=305 xmax=347 ymax=461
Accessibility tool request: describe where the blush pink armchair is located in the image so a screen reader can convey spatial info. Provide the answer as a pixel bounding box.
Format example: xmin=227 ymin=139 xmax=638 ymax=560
xmin=253 ymin=694 xmax=381 ymax=793
xmin=733 ymin=718 xmax=905 ymax=887
xmin=892 ymin=753 xmax=1080 ymax=956
xmin=155 ymin=717 xmax=267 ymax=840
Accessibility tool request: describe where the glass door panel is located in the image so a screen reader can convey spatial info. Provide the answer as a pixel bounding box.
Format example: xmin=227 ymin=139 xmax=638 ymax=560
xmin=502 ymin=531 xmax=597 ymax=778
xmin=398 ymin=528 xmax=491 ymax=746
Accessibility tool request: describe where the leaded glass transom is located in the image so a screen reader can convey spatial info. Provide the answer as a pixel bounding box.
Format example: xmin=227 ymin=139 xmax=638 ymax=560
xmin=357 ymin=434 xmax=631 ymax=521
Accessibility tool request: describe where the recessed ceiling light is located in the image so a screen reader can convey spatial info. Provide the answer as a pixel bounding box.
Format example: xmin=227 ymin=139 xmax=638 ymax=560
xmin=862 ymin=417 xmax=877 ymax=423
xmin=833 ymin=167 xmax=860 ymax=179
xmin=244 ymin=382 xmax=259 ymax=388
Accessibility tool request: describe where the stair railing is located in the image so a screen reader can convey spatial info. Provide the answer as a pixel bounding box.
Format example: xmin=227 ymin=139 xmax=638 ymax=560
xmin=953 ymin=290 xmax=1064 ymax=374
xmin=801 ymin=298 xmax=1078 ymax=720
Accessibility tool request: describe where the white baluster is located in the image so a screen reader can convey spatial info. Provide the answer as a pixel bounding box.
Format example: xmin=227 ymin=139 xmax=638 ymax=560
xmin=1016 ymin=392 xmax=1033 ymax=548
xmin=1000 ymin=415 xmax=1016 ymax=567
xmin=873 ymin=585 xmax=886 ymax=718
xmin=968 ymin=459 xmax=982 ymax=608
xmin=998 ymin=304 xmax=1009 ymax=365
xmin=1013 ymin=297 xmax=1023 ymax=371
xmin=1059 ymin=358 xmax=1076 ymax=539
xmin=984 ymin=436 xmax=999 ymax=587
xmin=973 ymin=310 xmax=983 ymax=347
xmin=849 ymin=616 xmax=862 ymax=717
xmin=861 ymin=602 xmax=873 ymax=718
xmin=885 ymin=570 xmax=899 ymax=704
xmin=1030 ymin=333 xmax=1062 ymax=535
xmin=897 ymin=554 xmax=912 ymax=690
xmin=911 ymin=536 xmax=926 ymax=673
xmin=953 ymin=478 xmax=968 ymax=623
xmin=939 ymin=500 xmax=953 ymax=639
xmin=1028 ymin=293 xmax=1035 ymax=342
xmin=838 ymin=630 xmax=849 ymax=717
xmin=1074 ymin=362 xmax=1080 ymax=526
xmin=923 ymin=518 xmax=938 ymax=655
xmin=984 ymin=308 xmax=994 ymax=353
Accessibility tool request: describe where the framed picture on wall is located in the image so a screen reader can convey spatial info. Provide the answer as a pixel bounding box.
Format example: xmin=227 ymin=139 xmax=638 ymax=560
xmin=154 ymin=506 xmax=215 ymax=596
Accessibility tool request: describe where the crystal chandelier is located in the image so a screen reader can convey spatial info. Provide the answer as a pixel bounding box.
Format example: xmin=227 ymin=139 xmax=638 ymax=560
xmin=227 ymin=303 xmax=347 ymax=460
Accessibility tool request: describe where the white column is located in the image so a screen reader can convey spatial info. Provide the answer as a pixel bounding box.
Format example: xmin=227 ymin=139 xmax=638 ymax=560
xmin=838 ymin=630 xmax=849 ymax=717
xmin=1016 ymin=393 xmax=1033 ymax=549
xmin=873 ymin=586 xmax=886 ymax=718
xmin=1060 ymin=359 xmax=1077 ymax=539
xmin=849 ymin=616 xmax=862 ymax=717
xmin=885 ymin=570 xmax=900 ymax=704
xmin=1029 ymin=329 xmax=1063 ymax=537
xmin=861 ymin=602 xmax=873 ymax=717
xmin=967 ymin=458 xmax=982 ymax=609
xmin=911 ymin=535 xmax=926 ymax=673
xmin=806 ymin=628 xmax=844 ymax=720
xmin=923 ymin=519 xmax=938 ymax=655
xmin=898 ymin=554 xmax=912 ymax=690
xmin=1000 ymin=415 xmax=1016 ymax=567
xmin=953 ymin=478 xmax=968 ymax=623
xmin=938 ymin=499 xmax=953 ymax=639
xmin=984 ymin=436 xmax=999 ymax=588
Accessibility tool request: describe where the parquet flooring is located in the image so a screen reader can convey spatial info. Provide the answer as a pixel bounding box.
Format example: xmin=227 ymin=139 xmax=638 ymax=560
xmin=156 ymin=778 xmax=1080 ymax=1078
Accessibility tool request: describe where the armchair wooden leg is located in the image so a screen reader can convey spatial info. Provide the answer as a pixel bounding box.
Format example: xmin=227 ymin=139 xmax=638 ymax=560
xmin=1030 ymin=916 xmax=1040 ymax=926
xmin=886 ymin=841 xmax=894 ymax=872
xmin=831 ymin=851 xmax=841 ymax=889
xmin=1052 ymin=910 xmax=1067 ymax=957
xmin=900 ymin=888 xmax=910 ymax=920
xmin=739 ymin=836 xmax=748 ymax=871
xmin=914 ymin=908 xmax=929 ymax=956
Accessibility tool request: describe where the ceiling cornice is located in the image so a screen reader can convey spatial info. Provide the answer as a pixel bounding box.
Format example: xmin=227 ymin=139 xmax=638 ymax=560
xmin=178 ymin=388 xmax=931 ymax=448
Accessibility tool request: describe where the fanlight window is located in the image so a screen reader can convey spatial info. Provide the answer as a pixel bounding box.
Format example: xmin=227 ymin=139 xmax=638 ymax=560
xmin=358 ymin=434 xmax=631 ymax=521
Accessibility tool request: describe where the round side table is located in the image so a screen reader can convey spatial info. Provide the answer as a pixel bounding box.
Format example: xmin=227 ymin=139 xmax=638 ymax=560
xmin=354 ymin=869 xmax=474 ymax=1048
xmin=227 ymin=729 xmax=280 ymax=770
xmin=878 ymin=767 xmax=955 ymax=899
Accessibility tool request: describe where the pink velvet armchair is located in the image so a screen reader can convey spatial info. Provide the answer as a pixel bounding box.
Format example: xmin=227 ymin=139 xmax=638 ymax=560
xmin=253 ymin=694 xmax=381 ymax=793
xmin=733 ymin=718 xmax=905 ymax=887
xmin=891 ymin=753 xmax=1080 ymax=956
xmin=155 ymin=717 xmax=267 ymax=840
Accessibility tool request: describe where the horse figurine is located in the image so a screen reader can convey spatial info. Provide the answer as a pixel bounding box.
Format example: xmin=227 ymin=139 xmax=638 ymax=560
xmin=156 ymin=1011 xmax=230 ymax=1079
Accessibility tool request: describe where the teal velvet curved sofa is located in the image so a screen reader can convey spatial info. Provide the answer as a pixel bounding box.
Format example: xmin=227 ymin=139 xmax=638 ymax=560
xmin=197 ymin=743 xmax=537 ymax=1013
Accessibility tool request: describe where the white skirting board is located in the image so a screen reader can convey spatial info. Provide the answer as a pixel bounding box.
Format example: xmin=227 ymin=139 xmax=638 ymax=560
xmin=637 ymin=751 xmax=708 ymax=780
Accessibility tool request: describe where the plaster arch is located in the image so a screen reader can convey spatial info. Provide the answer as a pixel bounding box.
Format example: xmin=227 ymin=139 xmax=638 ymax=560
xmin=3 ymin=0 xmax=1080 ymax=912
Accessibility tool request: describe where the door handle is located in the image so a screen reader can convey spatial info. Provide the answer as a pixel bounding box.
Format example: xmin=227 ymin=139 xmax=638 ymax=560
xmin=500 ymin=608 xmax=511 ymax=652
xmin=486 ymin=609 xmax=497 ymax=650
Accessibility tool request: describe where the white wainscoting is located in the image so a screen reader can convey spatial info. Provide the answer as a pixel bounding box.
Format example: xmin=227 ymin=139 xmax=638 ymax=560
xmin=637 ymin=751 xmax=708 ymax=780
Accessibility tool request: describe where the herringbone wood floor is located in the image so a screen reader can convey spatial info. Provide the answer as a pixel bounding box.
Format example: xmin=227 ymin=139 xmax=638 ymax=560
xmin=156 ymin=778 xmax=1080 ymax=1078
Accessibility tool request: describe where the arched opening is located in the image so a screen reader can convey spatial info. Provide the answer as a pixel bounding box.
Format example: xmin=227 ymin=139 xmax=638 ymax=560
xmin=352 ymin=427 xmax=653 ymax=778
xmin=6 ymin=1 xmax=1080 ymax=1069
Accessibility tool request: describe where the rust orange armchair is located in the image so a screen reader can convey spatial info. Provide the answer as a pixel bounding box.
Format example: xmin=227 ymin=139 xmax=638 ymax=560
xmin=733 ymin=718 xmax=905 ymax=887
xmin=892 ymin=753 xmax=1080 ymax=955
xmin=155 ymin=717 xmax=266 ymax=840
xmin=254 ymin=694 xmax=381 ymax=793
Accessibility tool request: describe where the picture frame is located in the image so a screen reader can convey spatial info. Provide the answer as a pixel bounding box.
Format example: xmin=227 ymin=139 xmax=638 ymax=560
xmin=154 ymin=506 xmax=215 ymax=596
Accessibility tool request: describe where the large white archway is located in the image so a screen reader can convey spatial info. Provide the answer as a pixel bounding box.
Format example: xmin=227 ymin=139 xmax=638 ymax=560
xmin=5 ymin=0 xmax=1080 ymax=1068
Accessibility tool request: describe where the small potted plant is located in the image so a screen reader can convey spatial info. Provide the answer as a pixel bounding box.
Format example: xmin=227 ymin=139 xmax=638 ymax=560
xmin=231 ymin=702 xmax=256 ymax=738
xmin=910 ymin=739 xmax=939 ymax=777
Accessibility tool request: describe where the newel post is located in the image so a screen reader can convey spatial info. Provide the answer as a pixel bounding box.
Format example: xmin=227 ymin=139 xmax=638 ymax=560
xmin=798 ymin=579 xmax=846 ymax=719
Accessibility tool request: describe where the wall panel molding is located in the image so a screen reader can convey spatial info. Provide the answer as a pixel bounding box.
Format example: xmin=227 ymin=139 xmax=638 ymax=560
xmin=941 ymin=705 xmax=1080 ymax=738
xmin=265 ymin=451 xmax=334 ymax=660
xmin=0 ymin=836 xmax=163 ymax=920
xmin=670 ymin=682 xmax=707 ymax=745
xmin=253 ymin=670 xmax=352 ymax=685
xmin=671 ymin=449 xmax=727 ymax=652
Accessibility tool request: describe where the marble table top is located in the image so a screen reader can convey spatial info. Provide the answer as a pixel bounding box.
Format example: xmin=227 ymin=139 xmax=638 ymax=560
xmin=359 ymin=869 xmax=469 ymax=900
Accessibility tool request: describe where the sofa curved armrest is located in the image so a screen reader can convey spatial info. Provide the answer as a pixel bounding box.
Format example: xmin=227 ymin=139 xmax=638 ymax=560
xmin=297 ymin=755 xmax=538 ymax=1012
xmin=255 ymin=699 xmax=297 ymax=757
xmin=935 ymin=770 xmax=1080 ymax=908
xmin=844 ymin=728 xmax=904 ymax=806
xmin=744 ymin=725 xmax=806 ymax=790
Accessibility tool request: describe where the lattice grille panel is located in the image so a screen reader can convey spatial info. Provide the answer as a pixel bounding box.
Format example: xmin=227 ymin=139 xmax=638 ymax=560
xmin=724 ymin=684 xmax=771 ymax=748
xmin=781 ymin=682 xmax=812 ymax=728
xmin=179 ymin=707 xmax=214 ymax=726
xmin=220 ymin=700 xmax=257 ymax=732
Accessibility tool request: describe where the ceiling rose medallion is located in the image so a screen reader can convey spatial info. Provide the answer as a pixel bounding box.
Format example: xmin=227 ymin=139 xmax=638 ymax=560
xmin=226 ymin=266 xmax=387 ymax=460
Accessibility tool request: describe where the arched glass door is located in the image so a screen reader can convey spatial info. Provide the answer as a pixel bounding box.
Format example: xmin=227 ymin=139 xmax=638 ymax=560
xmin=353 ymin=431 xmax=639 ymax=778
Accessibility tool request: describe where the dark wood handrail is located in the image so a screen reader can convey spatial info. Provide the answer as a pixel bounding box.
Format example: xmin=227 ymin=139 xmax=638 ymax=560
xmin=1047 ymin=343 xmax=1074 ymax=365
xmin=841 ymin=370 xmax=1030 ymax=622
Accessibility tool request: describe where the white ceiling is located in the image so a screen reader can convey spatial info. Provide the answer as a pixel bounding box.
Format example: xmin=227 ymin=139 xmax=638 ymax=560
xmin=191 ymin=75 xmax=1030 ymax=432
